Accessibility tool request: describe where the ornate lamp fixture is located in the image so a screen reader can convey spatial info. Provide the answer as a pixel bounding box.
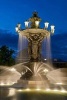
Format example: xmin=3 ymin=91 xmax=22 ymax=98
xmin=15 ymin=12 xmax=55 ymax=61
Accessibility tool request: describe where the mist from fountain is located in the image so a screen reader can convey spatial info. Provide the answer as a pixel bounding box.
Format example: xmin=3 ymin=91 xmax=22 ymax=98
xmin=47 ymin=68 xmax=67 ymax=85
xmin=0 ymin=66 xmax=21 ymax=86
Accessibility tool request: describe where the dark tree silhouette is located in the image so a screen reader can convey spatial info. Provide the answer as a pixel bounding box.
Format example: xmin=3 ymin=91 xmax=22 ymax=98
xmin=0 ymin=45 xmax=15 ymax=66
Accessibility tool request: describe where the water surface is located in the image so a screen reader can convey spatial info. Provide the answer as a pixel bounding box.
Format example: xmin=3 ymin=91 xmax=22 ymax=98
xmin=0 ymin=87 xmax=67 ymax=100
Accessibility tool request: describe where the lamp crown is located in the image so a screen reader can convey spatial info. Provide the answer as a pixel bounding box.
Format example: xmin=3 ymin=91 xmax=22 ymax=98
xmin=32 ymin=11 xmax=38 ymax=17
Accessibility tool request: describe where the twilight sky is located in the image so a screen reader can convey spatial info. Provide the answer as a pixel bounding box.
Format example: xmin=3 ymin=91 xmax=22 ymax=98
xmin=0 ymin=0 xmax=67 ymax=61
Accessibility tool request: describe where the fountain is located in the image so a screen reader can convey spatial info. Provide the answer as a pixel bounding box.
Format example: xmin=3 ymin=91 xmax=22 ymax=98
xmin=14 ymin=12 xmax=55 ymax=88
xmin=14 ymin=11 xmax=67 ymax=90
xmin=0 ymin=12 xmax=67 ymax=100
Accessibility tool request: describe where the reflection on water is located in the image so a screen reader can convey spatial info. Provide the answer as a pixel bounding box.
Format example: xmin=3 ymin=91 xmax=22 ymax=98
xmin=8 ymin=88 xmax=16 ymax=97
xmin=0 ymin=87 xmax=16 ymax=100
xmin=0 ymin=87 xmax=67 ymax=100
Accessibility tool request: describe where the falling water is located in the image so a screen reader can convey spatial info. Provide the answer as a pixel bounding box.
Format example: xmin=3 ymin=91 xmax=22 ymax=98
xmin=41 ymin=39 xmax=46 ymax=59
xmin=16 ymin=33 xmax=28 ymax=63
xmin=45 ymin=34 xmax=53 ymax=67
xmin=46 ymin=34 xmax=51 ymax=60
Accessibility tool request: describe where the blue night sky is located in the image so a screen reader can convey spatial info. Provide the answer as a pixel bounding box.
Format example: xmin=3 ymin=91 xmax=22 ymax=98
xmin=0 ymin=0 xmax=67 ymax=61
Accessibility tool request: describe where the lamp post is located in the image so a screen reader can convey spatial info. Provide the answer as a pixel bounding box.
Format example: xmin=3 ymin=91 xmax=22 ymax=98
xmin=15 ymin=12 xmax=55 ymax=61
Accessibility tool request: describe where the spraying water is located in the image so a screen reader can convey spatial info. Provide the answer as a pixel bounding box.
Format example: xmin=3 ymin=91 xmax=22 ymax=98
xmin=0 ymin=66 xmax=21 ymax=86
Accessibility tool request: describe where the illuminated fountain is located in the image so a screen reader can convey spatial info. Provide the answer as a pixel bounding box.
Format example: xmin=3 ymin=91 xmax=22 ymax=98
xmin=0 ymin=12 xmax=67 ymax=94
xmin=15 ymin=12 xmax=55 ymax=88
xmin=0 ymin=12 xmax=67 ymax=100
xmin=14 ymin=12 xmax=67 ymax=90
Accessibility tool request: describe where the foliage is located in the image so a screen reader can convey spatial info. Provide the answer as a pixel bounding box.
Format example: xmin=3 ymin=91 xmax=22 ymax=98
xmin=0 ymin=45 xmax=15 ymax=66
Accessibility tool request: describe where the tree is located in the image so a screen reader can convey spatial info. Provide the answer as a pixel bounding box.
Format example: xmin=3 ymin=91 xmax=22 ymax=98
xmin=0 ymin=45 xmax=15 ymax=66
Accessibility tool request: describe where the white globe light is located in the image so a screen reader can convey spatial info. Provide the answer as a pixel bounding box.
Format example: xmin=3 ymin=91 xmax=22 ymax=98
xmin=44 ymin=22 xmax=49 ymax=28
xmin=15 ymin=27 xmax=18 ymax=32
xmin=50 ymin=25 xmax=55 ymax=33
xmin=24 ymin=21 xmax=29 ymax=28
